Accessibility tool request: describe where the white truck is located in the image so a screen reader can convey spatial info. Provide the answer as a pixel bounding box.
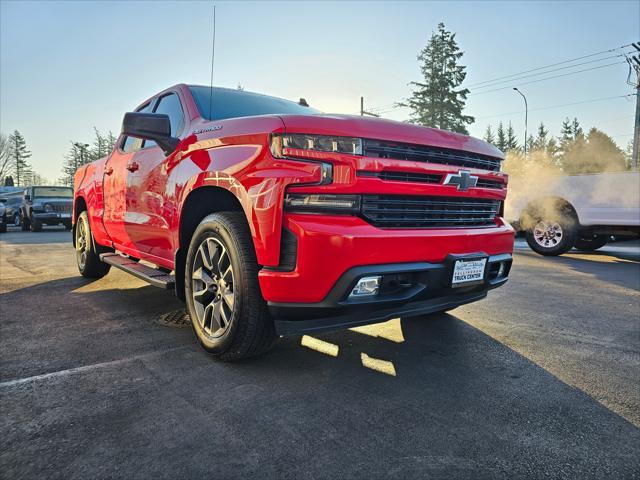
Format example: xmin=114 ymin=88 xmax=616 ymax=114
xmin=508 ymin=171 xmax=640 ymax=255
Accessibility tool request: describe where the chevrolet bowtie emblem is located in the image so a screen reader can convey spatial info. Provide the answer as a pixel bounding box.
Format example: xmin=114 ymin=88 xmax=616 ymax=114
xmin=443 ymin=170 xmax=478 ymax=191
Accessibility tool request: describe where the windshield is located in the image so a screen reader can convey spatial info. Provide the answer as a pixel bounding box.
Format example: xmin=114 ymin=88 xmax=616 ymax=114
xmin=189 ymin=86 xmax=321 ymax=121
xmin=33 ymin=187 xmax=73 ymax=198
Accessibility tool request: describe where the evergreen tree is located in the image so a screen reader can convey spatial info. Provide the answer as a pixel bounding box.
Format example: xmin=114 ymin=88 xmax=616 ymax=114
xmin=483 ymin=125 xmax=496 ymax=145
xmin=495 ymin=122 xmax=507 ymax=151
xmin=8 ymin=130 xmax=32 ymax=186
xmin=89 ymin=127 xmax=110 ymax=162
xmin=505 ymin=122 xmax=519 ymax=151
xmin=560 ymin=128 xmax=626 ymax=174
xmin=4 ymin=175 xmax=14 ymax=187
xmin=106 ymin=131 xmax=117 ymax=153
xmin=402 ymin=22 xmax=474 ymax=133
xmin=571 ymin=117 xmax=583 ymax=139
xmin=532 ymin=122 xmax=549 ymax=151
xmin=60 ymin=142 xmax=84 ymax=186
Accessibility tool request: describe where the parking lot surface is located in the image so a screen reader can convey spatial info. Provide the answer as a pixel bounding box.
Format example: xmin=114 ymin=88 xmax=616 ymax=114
xmin=1 ymin=227 xmax=639 ymax=479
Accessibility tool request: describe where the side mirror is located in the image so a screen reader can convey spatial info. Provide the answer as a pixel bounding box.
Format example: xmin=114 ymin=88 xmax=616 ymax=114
xmin=24 ymin=194 xmax=30 ymax=201
xmin=122 ymin=112 xmax=179 ymax=155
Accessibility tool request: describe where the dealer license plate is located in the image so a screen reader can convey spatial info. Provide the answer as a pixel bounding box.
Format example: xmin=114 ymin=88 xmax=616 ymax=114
xmin=451 ymin=258 xmax=487 ymax=287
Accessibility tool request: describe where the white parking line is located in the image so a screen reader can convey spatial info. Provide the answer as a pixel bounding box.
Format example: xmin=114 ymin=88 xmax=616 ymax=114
xmin=0 ymin=346 xmax=188 ymax=388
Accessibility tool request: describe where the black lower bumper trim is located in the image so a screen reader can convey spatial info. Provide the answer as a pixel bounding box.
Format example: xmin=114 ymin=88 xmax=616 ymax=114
xmin=269 ymin=253 xmax=512 ymax=335
xmin=274 ymin=291 xmax=487 ymax=335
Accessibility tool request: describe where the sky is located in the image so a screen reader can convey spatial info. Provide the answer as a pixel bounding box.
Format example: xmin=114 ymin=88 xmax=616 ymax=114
xmin=1 ymin=0 xmax=638 ymax=181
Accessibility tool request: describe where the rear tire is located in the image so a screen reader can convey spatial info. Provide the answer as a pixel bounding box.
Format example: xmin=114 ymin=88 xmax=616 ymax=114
xmin=184 ymin=212 xmax=276 ymax=361
xmin=573 ymin=235 xmax=608 ymax=251
xmin=75 ymin=211 xmax=111 ymax=278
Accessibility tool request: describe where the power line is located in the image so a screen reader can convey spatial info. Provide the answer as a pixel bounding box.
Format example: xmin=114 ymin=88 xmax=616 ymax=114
xmin=465 ymin=43 xmax=632 ymax=89
xmin=470 ymin=52 xmax=631 ymax=92
xmin=469 ymin=60 xmax=626 ymax=96
xmin=474 ymin=94 xmax=634 ymax=120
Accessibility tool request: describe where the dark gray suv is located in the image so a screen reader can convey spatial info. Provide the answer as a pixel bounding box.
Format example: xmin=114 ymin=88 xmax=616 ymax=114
xmin=20 ymin=186 xmax=73 ymax=232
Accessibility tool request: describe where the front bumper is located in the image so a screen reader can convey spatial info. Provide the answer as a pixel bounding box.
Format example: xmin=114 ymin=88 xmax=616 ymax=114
xmin=270 ymin=253 xmax=511 ymax=335
xmin=258 ymin=213 xmax=515 ymax=303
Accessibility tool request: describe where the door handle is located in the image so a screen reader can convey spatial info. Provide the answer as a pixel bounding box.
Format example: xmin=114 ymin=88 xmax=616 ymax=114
xmin=104 ymin=166 xmax=113 ymax=175
xmin=127 ymin=161 xmax=139 ymax=172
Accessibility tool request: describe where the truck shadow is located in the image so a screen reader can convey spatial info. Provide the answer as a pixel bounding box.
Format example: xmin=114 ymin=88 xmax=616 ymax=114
xmin=1 ymin=275 xmax=639 ymax=478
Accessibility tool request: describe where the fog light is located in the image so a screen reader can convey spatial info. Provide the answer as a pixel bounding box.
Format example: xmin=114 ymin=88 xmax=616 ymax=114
xmin=497 ymin=261 xmax=506 ymax=278
xmin=349 ymin=276 xmax=381 ymax=298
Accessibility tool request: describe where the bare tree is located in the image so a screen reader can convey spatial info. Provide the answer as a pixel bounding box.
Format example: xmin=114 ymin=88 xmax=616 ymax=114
xmin=0 ymin=133 xmax=13 ymax=183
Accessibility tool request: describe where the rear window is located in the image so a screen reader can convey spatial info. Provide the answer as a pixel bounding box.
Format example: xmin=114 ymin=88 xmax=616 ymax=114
xmin=33 ymin=187 xmax=73 ymax=198
xmin=188 ymin=86 xmax=320 ymax=121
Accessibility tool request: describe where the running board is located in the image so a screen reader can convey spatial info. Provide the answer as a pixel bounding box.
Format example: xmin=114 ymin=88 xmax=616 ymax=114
xmin=100 ymin=253 xmax=175 ymax=290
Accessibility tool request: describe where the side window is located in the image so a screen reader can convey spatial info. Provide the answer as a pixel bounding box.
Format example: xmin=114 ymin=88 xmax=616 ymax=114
xmin=121 ymin=101 xmax=154 ymax=153
xmin=153 ymin=93 xmax=185 ymax=137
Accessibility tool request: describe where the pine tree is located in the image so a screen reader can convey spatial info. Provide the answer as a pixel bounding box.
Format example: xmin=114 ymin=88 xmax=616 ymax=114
xmin=106 ymin=131 xmax=117 ymax=153
xmin=532 ymin=122 xmax=549 ymax=151
xmin=402 ymin=22 xmax=474 ymax=133
xmin=60 ymin=142 xmax=84 ymax=186
xmin=505 ymin=122 xmax=519 ymax=151
xmin=560 ymin=128 xmax=626 ymax=174
xmin=483 ymin=125 xmax=496 ymax=145
xmin=89 ymin=127 xmax=110 ymax=162
xmin=8 ymin=130 xmax=32 ymax=186
xmin=495 ymin=122 xmax=507 ymax=152
xmin=571 ymin=117 xmax=583 ymax=139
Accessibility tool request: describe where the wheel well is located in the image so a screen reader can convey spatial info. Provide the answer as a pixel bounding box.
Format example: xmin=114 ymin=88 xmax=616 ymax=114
xmin=74 ymin=196 xmax=87 ymax=220
xmin=521 ymin=196 xmax=579 ymax=231
xmin=72 ymin=196 xmax=88 ymax=247
xmin=175 ymin=187 xmax=245 ymax=301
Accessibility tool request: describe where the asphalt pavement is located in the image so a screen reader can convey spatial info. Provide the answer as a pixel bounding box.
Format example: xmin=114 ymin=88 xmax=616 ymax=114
xmin=1 ymin=226 xmax=639 ymax=479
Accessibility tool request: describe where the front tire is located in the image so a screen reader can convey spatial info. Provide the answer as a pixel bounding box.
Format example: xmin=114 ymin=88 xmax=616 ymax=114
xmin=21 ymin=213 xmax=30 ymax=231
xmin=184 ymin=212 xmax=276 ymax=361
xmin=30 ymin=216 xmax=42 ymax=232
xmin=13 ymin=213 xmax=20 ymax=227
xmin=75 ymin=211 xmax=110 ymax=278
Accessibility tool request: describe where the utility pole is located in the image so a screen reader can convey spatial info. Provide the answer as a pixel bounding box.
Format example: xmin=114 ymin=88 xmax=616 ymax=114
xmin=630 ymin=43 xmax=640 ymax=170
xmin=360 ymin=97 xmax=380 ymax=118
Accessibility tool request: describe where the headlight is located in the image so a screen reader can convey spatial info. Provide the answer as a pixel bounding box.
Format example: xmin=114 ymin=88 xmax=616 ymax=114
xmin=271 ymin=134 xmax=363 ymax=157
xmin=284 ymin=194 xmax=361 ymax=214
xmin=44 ymin=204 xmax=53 ymax=213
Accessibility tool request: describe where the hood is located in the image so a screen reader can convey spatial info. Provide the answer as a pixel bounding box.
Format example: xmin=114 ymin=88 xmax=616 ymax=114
xmin=277 ymin=114 xmax=503 ymax=159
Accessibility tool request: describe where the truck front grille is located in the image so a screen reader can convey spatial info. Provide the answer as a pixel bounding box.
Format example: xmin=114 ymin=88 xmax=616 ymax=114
xmin=361 ymin=195 xmax=501 ymax=228
xmin=363 ymin=139 xmax=503 ymax=172
xmin=51 ymin=203 xmax=71 ymax=213
xmin=356 ymin=170 xmax=442 ymax=184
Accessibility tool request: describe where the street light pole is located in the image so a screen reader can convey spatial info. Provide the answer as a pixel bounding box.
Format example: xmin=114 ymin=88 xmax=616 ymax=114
xmin=513 ymin=88 xmax=528 ymax=157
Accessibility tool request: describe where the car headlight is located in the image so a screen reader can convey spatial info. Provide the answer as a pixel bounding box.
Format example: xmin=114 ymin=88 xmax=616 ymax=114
xmin=284 ymin=194 xmax=361 ymax=214
xmin=44 ymin=204 xmax=53 ymax=213
xmin=270 ymin=134 xmax=363 ymax=157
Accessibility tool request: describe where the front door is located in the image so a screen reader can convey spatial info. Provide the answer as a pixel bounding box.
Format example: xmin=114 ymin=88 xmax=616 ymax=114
xmin=103 ymin=92 xmax=186 ymax=265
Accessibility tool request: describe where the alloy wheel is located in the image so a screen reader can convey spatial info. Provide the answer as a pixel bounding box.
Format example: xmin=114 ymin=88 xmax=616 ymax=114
xmin=76 ymin=219 xmax=88 ymax=269
xmin=191 ymin=237 xmax=236 ymax=338
xmin=533 ymin=221 xmax=563 ymax=248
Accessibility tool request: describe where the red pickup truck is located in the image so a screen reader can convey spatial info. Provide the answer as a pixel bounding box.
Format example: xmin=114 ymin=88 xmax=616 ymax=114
xmin=73 ymin=84 xmax=514 ymax=360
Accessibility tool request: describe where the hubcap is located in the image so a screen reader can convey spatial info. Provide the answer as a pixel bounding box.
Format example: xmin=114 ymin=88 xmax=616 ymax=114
xmin=76 ymin=220 xmax=88 ymax=269
xmin=191 ymin=237 xmax=235 ymax=338
xmin=533 ymin=221 xmax=563 ymax=248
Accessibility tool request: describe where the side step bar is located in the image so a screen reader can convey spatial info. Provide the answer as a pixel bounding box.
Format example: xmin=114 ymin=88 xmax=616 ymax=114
xmin=100 ymin=253 xmax=175 ymax=290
